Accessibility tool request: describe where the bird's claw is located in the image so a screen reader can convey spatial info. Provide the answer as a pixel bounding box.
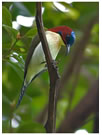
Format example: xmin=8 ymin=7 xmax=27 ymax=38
xmin=52 ymin=60 xmax=58 ymax=69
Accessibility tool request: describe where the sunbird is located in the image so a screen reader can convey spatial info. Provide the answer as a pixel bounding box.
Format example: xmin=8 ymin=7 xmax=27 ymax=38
xmin=16 ymin=26 xmax=76 ymax=107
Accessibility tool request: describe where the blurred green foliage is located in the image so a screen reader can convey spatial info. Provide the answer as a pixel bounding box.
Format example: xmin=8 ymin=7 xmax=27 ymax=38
xmin=2 ymin=2 xmax=99 ymax=133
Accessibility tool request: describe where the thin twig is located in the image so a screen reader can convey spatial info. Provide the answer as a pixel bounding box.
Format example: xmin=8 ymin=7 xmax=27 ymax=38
xmin=36 ymin=2 xmax=60 ymax=133
xmin=34 ymin=15 xmax=98 ymax=132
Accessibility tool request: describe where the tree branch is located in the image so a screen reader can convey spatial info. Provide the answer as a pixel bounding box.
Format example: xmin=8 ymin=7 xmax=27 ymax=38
xmin=35 ymin=12 xmax=98 ymax=132
xmin=58 ymin=79 xmax=99 ymax=133
xmin=36 ymin=2 xmax=60 ymax=133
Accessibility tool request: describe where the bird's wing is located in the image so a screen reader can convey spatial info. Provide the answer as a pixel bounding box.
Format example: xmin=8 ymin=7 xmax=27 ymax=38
xmin=30 ymin=68 xmax=47 ymax=84
xmin=24 ymin=34 xmax=40 ymax=79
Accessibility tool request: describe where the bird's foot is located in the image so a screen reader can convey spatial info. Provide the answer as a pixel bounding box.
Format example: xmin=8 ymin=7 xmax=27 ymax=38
xmin=51 ymin=60 xmax=58 ymax=70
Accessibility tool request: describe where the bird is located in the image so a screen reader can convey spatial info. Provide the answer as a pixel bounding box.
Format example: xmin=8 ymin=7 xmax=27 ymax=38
xmin=16 ymin=26 xmax=76 ymax=107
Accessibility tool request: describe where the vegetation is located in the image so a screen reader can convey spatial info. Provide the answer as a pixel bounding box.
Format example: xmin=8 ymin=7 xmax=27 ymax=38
xmin=2 ymin=2 xmax=99 ymax=133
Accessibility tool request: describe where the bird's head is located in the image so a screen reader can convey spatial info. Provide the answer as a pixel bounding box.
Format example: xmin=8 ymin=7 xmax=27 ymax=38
xmin=48 ymin=26 xmax=76 ymax=54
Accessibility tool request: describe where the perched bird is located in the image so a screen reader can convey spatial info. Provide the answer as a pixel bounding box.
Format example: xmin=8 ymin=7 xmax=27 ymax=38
xmin=16 ymin=26 xmax=75 ymax=107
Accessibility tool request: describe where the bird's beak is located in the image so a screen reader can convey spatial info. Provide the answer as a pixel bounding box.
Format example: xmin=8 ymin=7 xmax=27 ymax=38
xmin=66 ymin=44 xmax=70 ymax=55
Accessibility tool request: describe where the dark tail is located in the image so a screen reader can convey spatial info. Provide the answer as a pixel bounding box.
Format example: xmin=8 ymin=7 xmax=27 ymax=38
xmin=16 ymin=69 xmax=47 ymax=109
xmin=16 ymin=84 xmax=27 ymax=108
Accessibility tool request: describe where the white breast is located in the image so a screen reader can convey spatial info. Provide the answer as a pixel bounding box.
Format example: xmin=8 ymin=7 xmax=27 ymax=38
xmin=25 ymin=31 xmax=65 ymax=84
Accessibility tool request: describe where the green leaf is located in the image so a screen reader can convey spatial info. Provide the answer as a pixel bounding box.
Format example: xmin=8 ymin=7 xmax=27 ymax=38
xmin=30 ymin=95 xmax=47 ymax=116
xmin=56 ymin=98 xmax=68 ymax=129
xmin=17 ymin=121 xmax=46 ymax=133
xmin=22 ymin=2 xmax=36 ymax=16
xmin=24 ymin=27 xmax=37 ymax=38
xmin=2 ymin=26 xmax=12 ymax=46
xmin=58 ymin=2 xmax=80 ymax=20
xmin=2 ymin=120 xmax=10 ymax=133
xmin=8 ymin=57 xmax=24 ymax=80
xmin=2 ymin=25 xmax=19 ymax=56
xmin=2 ymin=94 xmax=11 ymax=117
xmin=2 ymin=6 xmax=12 ymax=27
xmin=81 ymin=114 xmax=95 ymax=132
xmin=2 ymin=27 xmax=12 ymax=56
xmin=3 ymin=24 xmax=19 ymax=43
xmin=24 ymin=27 xmax=48 ymax=38
xmin=2 ymin=93 xmax=11 ymax=105
xmin=11 ymin=2 xmax=32 ymax=20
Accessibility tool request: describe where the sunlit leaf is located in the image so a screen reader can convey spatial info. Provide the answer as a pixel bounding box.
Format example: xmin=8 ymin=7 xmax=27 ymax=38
xmin=3 ymin=24 xmax=19 ymax=43
xmin=59 ymin=2 xmax=80 ymax=20
xmin=81 ymin=114 xmax=95 ymax=132
xmin=24 ymin=27 xmax=37 ymax=38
